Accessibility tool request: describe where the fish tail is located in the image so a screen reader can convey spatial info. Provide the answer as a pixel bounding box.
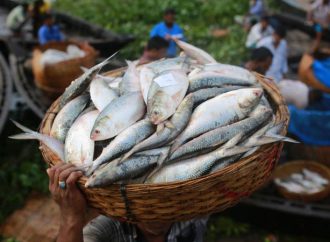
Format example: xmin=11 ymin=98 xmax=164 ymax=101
xmin=164 ymin=121 xmax=176 ymax=130
xmin=156 ymin=123 xmax=165 ymax=135
xmin=93 ymin=51 xmax=119 ymax=72
xmin=9 ymin=120 xmax=41 ymax=140
xmin=9 ymin=133 xmax=39 ymax=140
xmin=11 ymin=120 xmax=36 ymax=134
xmin=266 ymin=121 xmax=286 ymax=135
xmin=80 ymin=66 xmax=89 ymax=73
xmin=264 ymin=134 xmax=299 ymax=144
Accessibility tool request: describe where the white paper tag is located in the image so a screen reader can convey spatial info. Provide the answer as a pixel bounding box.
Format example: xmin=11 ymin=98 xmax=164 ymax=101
xmin=154 ymin=73 xmax=178 ymax=87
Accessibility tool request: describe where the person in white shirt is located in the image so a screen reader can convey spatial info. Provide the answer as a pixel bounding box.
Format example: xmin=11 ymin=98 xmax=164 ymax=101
xmin=246 ymin=15 xmax=274 ymax=48
xmin=257 ymin=25 xmax=288 ymax=82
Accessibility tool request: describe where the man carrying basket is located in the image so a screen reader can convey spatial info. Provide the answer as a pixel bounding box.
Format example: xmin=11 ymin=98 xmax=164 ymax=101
xmin=47 ymin=162 xmax=208 ymax=242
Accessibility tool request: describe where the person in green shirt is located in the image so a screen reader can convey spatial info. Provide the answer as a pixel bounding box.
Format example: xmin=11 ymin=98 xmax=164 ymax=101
xmin=6 ymin=2 xmax=31 ymax=34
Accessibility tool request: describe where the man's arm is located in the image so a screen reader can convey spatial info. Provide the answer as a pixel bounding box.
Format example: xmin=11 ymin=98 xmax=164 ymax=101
xmin=47 ymin=163 xmax=87 ymax=242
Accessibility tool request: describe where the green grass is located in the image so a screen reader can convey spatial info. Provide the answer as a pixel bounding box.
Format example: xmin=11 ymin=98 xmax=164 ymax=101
xmin=55 ymin=0 xmax=251 ymax=64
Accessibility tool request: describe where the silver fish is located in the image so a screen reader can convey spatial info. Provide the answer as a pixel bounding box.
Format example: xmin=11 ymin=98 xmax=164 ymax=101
xmin=169 ymin=106 xmax=272 ymax=161
xmin=88 ymin=119 xmax=155 ymax=174
xmin=122 ymin=87 xmax=242 ymax=161
xmin=85 ymin=155 xmax=159 ymax=187
xmin=60 ymin=52 xmax=117 ymax=109
xmin=140 ymin=66 xmax=156 ymax=104
xmin=147 ymin=69 xmax=189 ymax=125
xmin=121 ymin=94 xmax=195 ymax=161
xmin=120 ymin=60 xmax=140 ymax=95
xmin=90 ymin=77 xmax=118 ymax=111
xmin=146 ymin=134 xmax=251 ymax=184
xmin=9 ymin=121 xmax=65 ymax=162
xmin=209 ymin=155 xmax=242 ymax=174
xmin=173 ymin=39 xmax=217 ymax=64
xmin=90 ymin=92 xmax=145 ymax=141
xmin=65 ymin=110 xmax=99 ymax=166
xmin=202 ymin=63 xmax=257 ymax=83
xmin=50 ymin=94 xmax=89 ymax=142
xmin=171 ymin=88 xmax=263 ymax=152
xmin=188 ymin=71 xmax=256 ymax=93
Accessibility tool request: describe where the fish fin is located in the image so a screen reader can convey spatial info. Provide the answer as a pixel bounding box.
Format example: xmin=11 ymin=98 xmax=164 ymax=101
xmin=156 ymin=123 xmax=165 ymax=135
xmin=242 ymin=147 xmax=259 ymax=158
xmin=165 ymin=121 xmax=176 ymax=130
xmin=222 ymin=132 xmax=245 ymax=150
xmin=223 ymin=146 xmax=254 ymax=157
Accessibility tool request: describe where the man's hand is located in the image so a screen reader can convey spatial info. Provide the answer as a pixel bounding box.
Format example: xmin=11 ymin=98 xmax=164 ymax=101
xmin=47 ymin=162 xmax=86 ymax=242
xmin=165 ymin=34 xmax=172 ymax=41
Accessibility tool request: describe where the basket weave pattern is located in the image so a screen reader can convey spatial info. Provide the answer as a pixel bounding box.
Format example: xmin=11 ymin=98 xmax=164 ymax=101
xmin=39 ymin=73 xmax=289 ymax=222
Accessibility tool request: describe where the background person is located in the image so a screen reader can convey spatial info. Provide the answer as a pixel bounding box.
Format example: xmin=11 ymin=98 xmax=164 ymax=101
xmin=38 ymin=13 xmax=64 ymax=45
xmin=47 ymin=162 xmax=208 ymax=242
xmin=244 ymin=46 xmax=273 ymax=75
xmin=257 ymin=25 xmax=288 ymax=82
xmin=6 ymin=2 xmax=31 ymax=35
xmin=245 ymin=15 xmax=273 ymax=49
xmin=150 ymin=8 xmax=185 ymax=58
xmin=138 ymin=36 xmax=169 ymax=64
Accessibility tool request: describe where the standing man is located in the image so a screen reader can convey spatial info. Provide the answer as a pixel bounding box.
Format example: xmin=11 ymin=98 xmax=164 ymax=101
xmin=150 ymin=8 xmax=185 ymax=57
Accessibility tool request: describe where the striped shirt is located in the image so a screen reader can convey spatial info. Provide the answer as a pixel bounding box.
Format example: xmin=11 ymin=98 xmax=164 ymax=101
xmin=83 ymin=215 xmax=208 ymax=242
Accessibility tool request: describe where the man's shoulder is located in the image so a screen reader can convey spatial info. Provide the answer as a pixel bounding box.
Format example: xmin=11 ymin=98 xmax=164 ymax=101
xmin=39 ymin=25 xmax=48 ymax=33
xmin=257 ymin=36 xmax=272 ymax=46
xmin=153 ymin=22 xmax=165 ymax=29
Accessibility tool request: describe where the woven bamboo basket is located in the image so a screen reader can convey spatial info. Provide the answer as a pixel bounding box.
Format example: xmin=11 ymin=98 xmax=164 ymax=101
xmin=32 ymin=41 xmax=98 ymax=99
xmin=39 ymin=71 xmax=289 ymax=223
xmin=273 ymin=160 xmax=330 ymax=202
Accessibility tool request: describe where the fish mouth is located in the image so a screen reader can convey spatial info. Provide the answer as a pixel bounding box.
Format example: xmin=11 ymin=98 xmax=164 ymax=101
xmin=252 ymin=88 xmax=263 ymax=97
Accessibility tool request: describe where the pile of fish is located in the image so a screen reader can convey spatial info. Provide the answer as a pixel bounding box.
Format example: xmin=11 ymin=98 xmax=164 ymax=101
xmin=275 ymin=169 xmax=329 ymax=194
xmin=10 ymin=39 xmax=297 ymax=188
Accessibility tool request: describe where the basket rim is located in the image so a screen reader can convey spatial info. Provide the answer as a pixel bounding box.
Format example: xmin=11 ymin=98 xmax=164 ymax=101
xmin=39 ymin=71 xmax=289 ymax=188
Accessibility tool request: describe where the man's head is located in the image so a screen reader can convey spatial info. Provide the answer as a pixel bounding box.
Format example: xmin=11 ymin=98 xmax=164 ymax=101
xmin=144 ymin=36 xmax=169 ymax=61
xmin=249 ymin=47 xmax=273 ymax=74
xmin=260 ymin=15 xmax=269 ymax=30
xmin=163 ymin=8 xmax=176 ymax=26
xmin=272 ymin=25 xmax=286 ymax=44
xmin=43 ymin=13 xmax=54 ymax=26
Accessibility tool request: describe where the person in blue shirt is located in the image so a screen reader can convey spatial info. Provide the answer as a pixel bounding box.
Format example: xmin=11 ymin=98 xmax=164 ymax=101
xmin=150 ymin=8 xmax=184 ymax=57
xmin=38 ymin=13 xmax=64 ymax=45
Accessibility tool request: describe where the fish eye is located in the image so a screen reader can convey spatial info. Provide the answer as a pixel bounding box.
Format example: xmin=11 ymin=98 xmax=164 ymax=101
xmin=95 ymin=130 xmax=100 ymax=134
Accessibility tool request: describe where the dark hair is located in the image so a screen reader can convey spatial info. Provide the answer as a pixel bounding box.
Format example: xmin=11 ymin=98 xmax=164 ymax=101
xmin=260 ymin=15 xmax=269 ymax=22
xmin=146 ymin=36 xmax=169 ymax=50
xmin=164 ymin=8 xmax=176 ymax=15
xmin=42 ymin=13 xmax=53 ymax=22
xmin=251 ymin=47 xmax=273 ymax=62
xmin=274 ymin=25 xmax=286 ymax=38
